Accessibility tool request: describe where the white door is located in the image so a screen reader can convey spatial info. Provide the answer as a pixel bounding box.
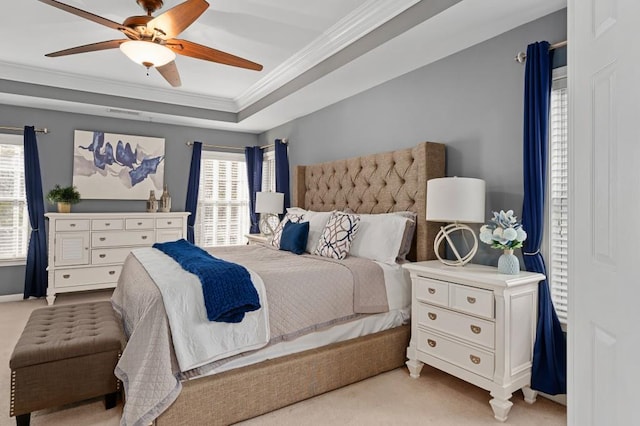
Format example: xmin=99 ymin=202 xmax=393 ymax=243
xmin=568 ymin=1 xmax=640 ymax=425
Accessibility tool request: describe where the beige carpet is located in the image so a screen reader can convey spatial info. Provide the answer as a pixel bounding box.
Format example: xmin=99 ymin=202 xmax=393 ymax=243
xmin=1 ymin=290 xmax=566 ymax=426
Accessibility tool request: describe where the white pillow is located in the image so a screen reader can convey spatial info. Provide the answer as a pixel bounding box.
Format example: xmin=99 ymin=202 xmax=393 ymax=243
xmin=349 ymin=213 xmax=410 ymax=264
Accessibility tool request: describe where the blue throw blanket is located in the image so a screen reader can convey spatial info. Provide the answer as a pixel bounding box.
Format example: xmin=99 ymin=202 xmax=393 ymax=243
xmin=153 ymin=239 xmax=260 ymax=323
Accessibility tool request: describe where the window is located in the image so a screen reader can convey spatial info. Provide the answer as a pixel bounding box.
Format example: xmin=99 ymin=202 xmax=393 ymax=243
xmin=262 ymin=150 xmax=276 ymax=193
xmin=196 ymin=151 xmax=250 ymax=247
xmin=547 ymin=67 xmax=568 ymax=324
xmin=0 ymin=134 xmax=28 ymax=263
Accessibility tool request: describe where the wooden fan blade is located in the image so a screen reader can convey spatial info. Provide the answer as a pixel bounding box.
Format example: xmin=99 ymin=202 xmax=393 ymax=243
xmin=167 ymin=39 xmax=263 ymax=71
xmin=45 ymin=40 xmax=127 ymax=57
xmin=147 ymin=0 xmax=209 ymax=39
xmin=156 ymin=61 xmax=182 ymax=87
xmin=38 ymin=0 xmax=138 ymax=39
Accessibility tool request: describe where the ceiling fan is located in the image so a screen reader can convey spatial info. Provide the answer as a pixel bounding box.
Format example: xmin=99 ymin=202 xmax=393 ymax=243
xmin=38 ymin=0 xmax=263 ymax=87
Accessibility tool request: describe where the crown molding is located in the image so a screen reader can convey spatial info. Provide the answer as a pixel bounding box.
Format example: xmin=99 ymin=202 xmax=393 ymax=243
xmin=234 ymin=0 xmax=421 ymax=110
xmin=0 ymin=60 xmax=237 ymax=112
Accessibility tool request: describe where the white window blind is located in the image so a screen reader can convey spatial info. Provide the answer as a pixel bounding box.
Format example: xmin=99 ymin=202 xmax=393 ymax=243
xmin=548 ymin=72 xmax=568 ymax=323
xmin=195 ymin=151 xmax=250 ymax=247
xmin=0 ymin=134 xmax=28 ymax=262
xmin=262 ymin=150 xmax=276 ymax=193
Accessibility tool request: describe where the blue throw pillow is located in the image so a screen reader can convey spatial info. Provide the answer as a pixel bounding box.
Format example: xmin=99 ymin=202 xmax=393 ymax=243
xmin=279 ymin=221 xmax=309 ymax=255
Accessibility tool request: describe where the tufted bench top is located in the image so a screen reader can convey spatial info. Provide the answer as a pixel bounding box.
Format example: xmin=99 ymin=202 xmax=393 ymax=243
xmin=10 ymin=301 xmax=123 ymax=369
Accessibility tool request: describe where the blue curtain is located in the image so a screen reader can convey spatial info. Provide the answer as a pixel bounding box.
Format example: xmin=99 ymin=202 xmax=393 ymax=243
xmin=23 ymin=126 xmax=47 ymax=299
xmin=275 ymin=139 xmax=290 ymax=213
xmin=185 ymin=141 xmax=202 ymax=243
xmin=245 ymin=147 xmax=263 ymax=234
xmin=521 ymin=41 xmax=566 ymax=395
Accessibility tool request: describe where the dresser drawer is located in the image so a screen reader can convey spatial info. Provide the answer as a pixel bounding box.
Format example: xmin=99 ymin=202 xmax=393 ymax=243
xmin=92 ymin=219 xmax=124 ymax=231
xmin=156 ymin=217 xmax=183 ymax=229
xmin=54 ymin=265 xmax=122 ymax=288
xmin=414 ymin=277 xmax=449 ymax=307
xmin=91 ymin=247 xmax=133 ymax=264
xmin=416 ymin=304 xmax=495 ymax=349
xmin=125 ymin=218 xmax=154 ymax=230
xmin=92 ymin=230 xmax=155 ymax=247
xmin=450 ymin=284 xmax=494 ymax=319
xmin=417 ymin=329 xmax=495 ymax=380
xmin=55 ymin=219 xmax=90 ymax=232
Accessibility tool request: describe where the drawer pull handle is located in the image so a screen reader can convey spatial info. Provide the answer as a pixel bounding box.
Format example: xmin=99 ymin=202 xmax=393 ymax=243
xmin=467 ymin=296 xmax=476 ymax=304
xmin=141 ymin=235 xmax=148 ymax=240
xmin=70 ymin=223 xmax=76 ymax=227
xmin=427 ymin=312 xmax=437 ymax=320
xmin=105 ymin=223 xmax=111 ymax=226
xmin=108 ymin=270 xmax=116 ymax=275
xmin=427 ymin=339 xmax=436 ymax=348
xmin=428 ymin=288 xmax=436 ymax=294
xmin=167 ymin=221 xmax=172 ymax=225
xmin=137 ymin=222 xmax=143 ymax=225
xmin=99 ymin=254 xmax=106 ymax=258
xmin=99 ymin=237 xmax=106 ymax=241
xmin=63 ymin=274 xmax=70 ymax=279
xmin=470 ymin=325 xmax=481 ymax=334
xmin=470 ymin=355 xmax=481 ymax=364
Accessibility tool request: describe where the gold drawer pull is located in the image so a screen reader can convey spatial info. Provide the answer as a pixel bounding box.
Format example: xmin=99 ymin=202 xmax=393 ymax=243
xmin=70 ymin=223 xmax=76 ymax=227
xmin=470 ymin=355 xmax=481 ymax=364
xmin=467 ymin=296 xmax=476 ymax=304
xmin=63 ymin=274 xmax=70 ymax=279
xmin=427 ymin=339 xmax=436 ymax=348
xmin=141 ymin=235 xmax=148 ymax=240
xmin=428 ymin=288 xmax=436 ymax=294
xmin=470 ymin=325 xmax=481 ymax=334
xmin=99 ymin=254 xmax=106 ymax=258
xmin=428 ymin=312 xmax=437 ymax=321
xmin=108 ymin=270 xmax=116 ymax=275
xmin=99 ymin=237 xmax=106 ymax=241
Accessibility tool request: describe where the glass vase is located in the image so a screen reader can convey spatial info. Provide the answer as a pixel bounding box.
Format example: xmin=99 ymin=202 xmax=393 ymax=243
xmin=498 ymin=249 xmax=520 ymax=275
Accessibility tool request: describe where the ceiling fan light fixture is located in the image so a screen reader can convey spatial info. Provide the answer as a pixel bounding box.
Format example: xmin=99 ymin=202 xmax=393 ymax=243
xmin=120 ymin=40 xmax=175 ymax=67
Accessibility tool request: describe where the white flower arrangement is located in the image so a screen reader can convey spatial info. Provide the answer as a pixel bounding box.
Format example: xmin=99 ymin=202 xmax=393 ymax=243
xmin=479 ymin=210 xmax=527 ymax=250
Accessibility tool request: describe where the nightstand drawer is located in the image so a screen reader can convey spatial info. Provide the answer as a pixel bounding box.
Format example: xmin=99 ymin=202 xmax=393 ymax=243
xmin=417 ymin=304 xmax=495 ymax=349
xmin=414 ymin=277 xmax=449 ymax=307
xmin=55 ymin=219 xmax=90 ymax=232
xmin=91 ymin=219 xmax=124 ymax=230
xmin=450 ymin=284 xmax=494 ymax=319
xmin=54 ymin=266 xmax=121 ymax=288
xmin=417 ymin=330 xmax=494 ymax=380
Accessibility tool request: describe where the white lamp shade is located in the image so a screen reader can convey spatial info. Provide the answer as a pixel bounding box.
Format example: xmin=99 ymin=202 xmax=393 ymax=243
xmin=426 ymin=177 xmax=486 ymax=223
xmin=255 ymin=192 xmax=284 ymax=214
xmin=120 ymin=41 xmax=176 ymax=67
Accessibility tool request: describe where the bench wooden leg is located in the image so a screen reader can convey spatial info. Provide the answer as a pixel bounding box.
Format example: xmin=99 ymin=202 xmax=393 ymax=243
xmin=105 ymin=392 xmax=118 ymax=410
xmin=16 ymin=413 xmax=30 ymax=426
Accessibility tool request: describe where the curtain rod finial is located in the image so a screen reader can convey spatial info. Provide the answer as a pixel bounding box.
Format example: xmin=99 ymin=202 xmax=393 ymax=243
xmin=515 ymin=52 xmax=527 ymax=63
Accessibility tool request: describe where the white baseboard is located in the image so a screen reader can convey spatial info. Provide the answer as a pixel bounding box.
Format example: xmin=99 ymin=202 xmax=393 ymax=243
xmin=0 ymin=293 xmax=23 ymax=303
xmin=539 ymin=392 xmax=567 ymax=406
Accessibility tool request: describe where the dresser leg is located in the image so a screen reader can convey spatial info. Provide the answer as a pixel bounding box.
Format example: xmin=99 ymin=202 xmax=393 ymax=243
xmin=489 ymin=391 xmax=513 ymax=422
xmin=522 ymin=386 xmax=538 ymax=404
xmin=405 ymin=358 xmax=424 ymax=378
xmin=46 ymin=294 xmax=56 ymax=306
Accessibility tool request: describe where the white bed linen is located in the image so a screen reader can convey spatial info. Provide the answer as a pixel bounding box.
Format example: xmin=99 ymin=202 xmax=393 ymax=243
xmin=132 ymin=248 xmax=270 ymax=372
xmin=193 ymin=261 xmax=412 ymax=379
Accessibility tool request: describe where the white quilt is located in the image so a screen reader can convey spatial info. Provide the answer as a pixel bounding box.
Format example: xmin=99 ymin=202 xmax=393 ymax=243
xmin=131 ymin=248 xmax=270 ymax=372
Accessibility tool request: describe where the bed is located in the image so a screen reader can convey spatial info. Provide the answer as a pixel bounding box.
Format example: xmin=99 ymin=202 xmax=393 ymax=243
xmin=115 ymin=141 xmax=445 ymax=425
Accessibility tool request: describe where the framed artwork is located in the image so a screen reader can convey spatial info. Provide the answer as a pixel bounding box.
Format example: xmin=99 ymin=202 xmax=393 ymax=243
xmin=72 ymin=130 xmax=165 ymax=200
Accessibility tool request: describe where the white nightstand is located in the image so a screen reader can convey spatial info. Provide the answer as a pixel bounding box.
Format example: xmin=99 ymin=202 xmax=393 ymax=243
xmin=403 ymin=260 xmax=545 ymax=422
xmin=245 ymin=234 xmax=269 ymax=245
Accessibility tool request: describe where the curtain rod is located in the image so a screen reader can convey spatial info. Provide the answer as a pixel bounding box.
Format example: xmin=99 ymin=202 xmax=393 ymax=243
xmin=185 ymin=139 xmax=288 ymax=152
xmin=0 ymin=126 xmax=49 ymax=134
xmin=515 ymin=40 xmax=567 ymax=63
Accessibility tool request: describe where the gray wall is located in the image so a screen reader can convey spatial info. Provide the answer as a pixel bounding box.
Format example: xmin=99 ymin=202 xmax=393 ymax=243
xmin=0 ymin=105 xmax=257 ymax=295
xmin=259 ymin=9 xmax=567 ymax=266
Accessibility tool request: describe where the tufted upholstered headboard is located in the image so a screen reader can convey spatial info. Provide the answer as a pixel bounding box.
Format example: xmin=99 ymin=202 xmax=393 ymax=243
xmin=293 ymin=142 xmax=445 ymax=262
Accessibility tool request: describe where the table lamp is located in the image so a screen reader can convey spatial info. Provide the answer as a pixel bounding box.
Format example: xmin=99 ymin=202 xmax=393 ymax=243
xmin=426 ymin=177 xmax=486 ymax=266
xmin=255 ymin=192 xmax=284 ymax=236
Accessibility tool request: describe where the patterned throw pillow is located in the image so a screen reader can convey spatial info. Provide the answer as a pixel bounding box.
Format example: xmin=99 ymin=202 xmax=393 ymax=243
xmin=314 ymin=211 xmax=361 ymax=260
xmin=270 ymin=212 xmax=305 ymax=248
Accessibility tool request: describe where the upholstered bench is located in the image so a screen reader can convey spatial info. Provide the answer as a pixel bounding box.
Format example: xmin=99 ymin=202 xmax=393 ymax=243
xmin=9 ymin=301 xmax=124 ymax=426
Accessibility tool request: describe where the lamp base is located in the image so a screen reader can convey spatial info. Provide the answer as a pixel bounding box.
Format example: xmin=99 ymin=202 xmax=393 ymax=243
xmin=259 ymin=214 xmax=280 ymax=236
xmin=433 ymin=223 xmax=478 ymax=266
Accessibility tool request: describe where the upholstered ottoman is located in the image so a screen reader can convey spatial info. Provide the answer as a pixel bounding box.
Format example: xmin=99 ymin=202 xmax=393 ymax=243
xmin=9 ymin=301 xmax=124 ymax=426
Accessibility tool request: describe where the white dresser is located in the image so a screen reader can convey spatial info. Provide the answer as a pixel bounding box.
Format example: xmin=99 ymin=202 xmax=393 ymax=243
xmin=45 ymin=212 xmax=189 ymax=305
xmin=403 ymin=261 xmax=545 ymax=422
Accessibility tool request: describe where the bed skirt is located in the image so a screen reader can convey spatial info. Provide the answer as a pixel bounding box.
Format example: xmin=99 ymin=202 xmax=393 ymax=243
xmin=156 ymin=324 xmax=410 ymax=425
